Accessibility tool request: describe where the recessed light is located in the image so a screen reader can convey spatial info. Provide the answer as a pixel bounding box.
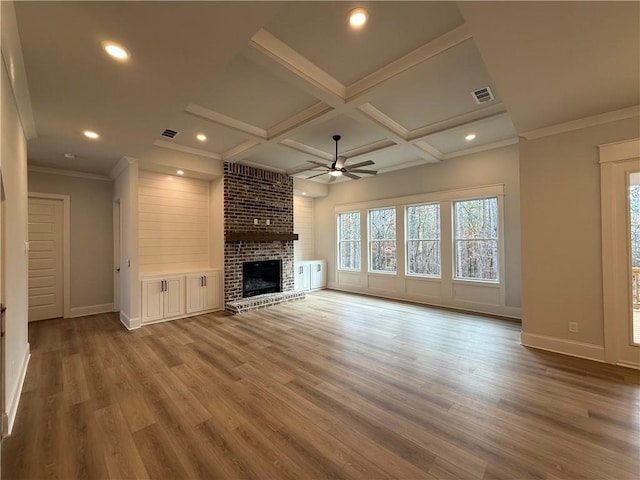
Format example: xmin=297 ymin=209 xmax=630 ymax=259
xmin=176 ymin=170 xmax=184 ymax=176
xmin=349 ymin=8 xmax=368 ymax=28
xmin=196 ymin=133 xmax=207 ymax=142
xmin=465 ymin=133 xmax=477 ymax=141
xmin=102 ymin=41 xmax=130 ymax=61
xmin=302 ymin=192 xmax=307 ymax=196
xmin=83 ymin=130 xmax=99 ymax=139
xmin=64 ymin=153 xmax=76 ymax=159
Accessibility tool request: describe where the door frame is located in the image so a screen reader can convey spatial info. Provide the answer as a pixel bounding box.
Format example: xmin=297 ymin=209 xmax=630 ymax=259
xmin=600 ymin=138 xmax=640 ymax=369
xmin=28 ymin=193 xmax=71 ymax=319
xmin=113 ymin=199 xmax=121 ymax=312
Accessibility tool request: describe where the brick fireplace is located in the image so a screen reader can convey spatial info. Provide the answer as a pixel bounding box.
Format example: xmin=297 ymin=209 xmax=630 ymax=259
xmin=223 ymin=163 xmax=297 ymax=310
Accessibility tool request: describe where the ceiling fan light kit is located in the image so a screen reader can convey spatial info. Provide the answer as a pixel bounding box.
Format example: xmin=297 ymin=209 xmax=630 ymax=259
xmin=300 ymin=134 xmax=377 ymax=182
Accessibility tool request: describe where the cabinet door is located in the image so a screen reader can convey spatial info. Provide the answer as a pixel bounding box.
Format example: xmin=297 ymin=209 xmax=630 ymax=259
xmin=185 ymin=274 xmax=204 ymax=314
xmin=142 ymin=279 xmax=164 ymax=323
xmin=295 ymin=263 xmax=310 ymax=291
xmin=310 ymin=261 xmax=327 ymax=290
xmin=203 ymin=272 xmax=221 ymax=311
xmin=164 ymin=276 xmax=185 ymax=318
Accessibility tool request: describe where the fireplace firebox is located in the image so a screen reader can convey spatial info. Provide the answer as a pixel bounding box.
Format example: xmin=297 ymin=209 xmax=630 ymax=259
xmin=242 ymin=260 xmax=282 ymax=298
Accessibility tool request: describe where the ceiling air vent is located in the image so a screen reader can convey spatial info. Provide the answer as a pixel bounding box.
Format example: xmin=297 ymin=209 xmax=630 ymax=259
xmin=472 ymin=86 xmax=494 ymax=104
xmin=161 ymin=128 xmax=179 ymax=139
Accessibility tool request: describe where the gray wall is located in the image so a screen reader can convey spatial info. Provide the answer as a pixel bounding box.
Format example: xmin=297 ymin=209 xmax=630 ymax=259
xmin=520 ymin=116 xmax=640 ymax=347
xmin=314 ymin=143 xmax=521 ymax=309
xmin=28 ymin=171 xmax=114 ymax=309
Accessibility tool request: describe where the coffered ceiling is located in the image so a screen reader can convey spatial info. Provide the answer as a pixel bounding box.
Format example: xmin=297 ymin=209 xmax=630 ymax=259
xmin=8 ymin=1 xmax=639 ymax=183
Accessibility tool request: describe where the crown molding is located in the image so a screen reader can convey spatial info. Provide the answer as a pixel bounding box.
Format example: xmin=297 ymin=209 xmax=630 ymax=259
xmin=110 ymin=156 xmax=137 ymax=179
xmin=28 ymin=165 xmax=112 ymax=181
xmin=521 ymin=105 xmax=640 ymax=140
xmin=346 ymin=24 xmax=472 ymax=102
xmin=185 ymin=103 xmax=267 ymax=140
xmin=153 ymin=139 xmax=222 ymax=160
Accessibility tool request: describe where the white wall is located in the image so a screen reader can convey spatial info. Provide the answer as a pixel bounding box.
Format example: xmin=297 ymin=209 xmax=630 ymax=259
xmin=28 ymin=171 xmax=114 ymax=313
xmin=138 ymin=170 xmax=210 ymax=275
xmin=294 ymin=195 xmax=314 ymax=261
xmin=520 ymin=116 xmax=640 ymax=361
xmin=1 ymin=54 xmax=30 ymax=434
xmin=314 ymin=144 xmax=521 ymax=317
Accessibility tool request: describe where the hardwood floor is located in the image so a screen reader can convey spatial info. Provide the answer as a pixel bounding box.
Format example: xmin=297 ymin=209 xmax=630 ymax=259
xmin=3 ymin=290 xmax=639 ymax=479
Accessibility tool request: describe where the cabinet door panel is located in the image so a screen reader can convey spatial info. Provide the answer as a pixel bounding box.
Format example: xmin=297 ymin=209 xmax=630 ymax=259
xmin=142 ymin=279 xmax=164 ymax=323
xmin=310 ymin=261 xmax=327 ymax=290
xmin=204 ymin=272 xmax=221 ymax=310
xmin=186 ymin=275 xmax=204 ymax=314
xmin=164 ymin=276 xmax=185 ymax=318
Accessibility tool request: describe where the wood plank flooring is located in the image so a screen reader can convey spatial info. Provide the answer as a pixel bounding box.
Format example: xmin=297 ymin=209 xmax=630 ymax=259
xmin=3 ymin=290 xmax=639 ymax=479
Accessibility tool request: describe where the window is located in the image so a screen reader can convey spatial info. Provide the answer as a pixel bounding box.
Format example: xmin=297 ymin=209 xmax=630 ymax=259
xmin=406 ymin=203 xmax=440 ymax=276
xmin=369 ymin=208 xmax=396 ymax=273
xmin=337 ymin=211 xmax=361 ymax=270
xmin=454 ymin=197 xmax=499 ymax=281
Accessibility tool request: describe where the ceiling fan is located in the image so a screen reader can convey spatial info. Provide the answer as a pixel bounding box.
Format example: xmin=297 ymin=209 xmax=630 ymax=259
xmin=290 ymin=135 xmax=377 ymax=182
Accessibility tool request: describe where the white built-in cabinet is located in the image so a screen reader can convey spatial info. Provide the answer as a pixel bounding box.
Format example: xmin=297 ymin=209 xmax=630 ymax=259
xmin=294 ymin=260 xmax=327 ymax=292
xmin=186 ymin=272 xmax=221 ymax=314
xmin=141 ymin=270 xmax=221 ymax=325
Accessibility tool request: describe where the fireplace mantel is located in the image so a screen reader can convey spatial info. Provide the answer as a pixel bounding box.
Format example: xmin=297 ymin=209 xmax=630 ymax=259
xmin=225 ymin=232 xmax=299 ymax=242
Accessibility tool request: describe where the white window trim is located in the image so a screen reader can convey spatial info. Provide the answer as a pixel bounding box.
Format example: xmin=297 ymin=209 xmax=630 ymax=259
xmin=405 ymin=202 xmax=441 ymax=278
xmin=368 ymin=207 xmax=397 ymax=274
xmin=336 ymin=211 xmax=361 ymax=272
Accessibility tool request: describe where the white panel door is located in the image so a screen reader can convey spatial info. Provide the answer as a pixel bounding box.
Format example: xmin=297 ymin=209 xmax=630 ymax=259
xmin=164 ymin=276 xmax=185 ymax=319
xmin=28 ymin=197 xmax=63 ymax=321
xmin=295 ymin=262 xmax=310 ymax=291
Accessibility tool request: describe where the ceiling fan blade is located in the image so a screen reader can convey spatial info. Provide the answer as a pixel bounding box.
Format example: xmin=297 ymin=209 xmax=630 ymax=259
xmin=349 ymin=169 xmax=377 ymax=175
xmin=345 ymin=160 xmax=374 ymax=169
xmin=335 ymin=156 xmax=347 ymax=170
xmin=306 ymin=172 xmax=328 ymax=179
xmin=343 ymin=172 xmax=361 ymax=180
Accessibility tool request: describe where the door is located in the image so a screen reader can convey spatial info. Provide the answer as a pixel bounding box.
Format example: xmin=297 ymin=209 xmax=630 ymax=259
xmin=28 ymin=197 xmax=64 ymax=321
xmin=113 ymin=200 xmax=121 ymax=312
xmin=601 ymin=140 xmax=640 ymax=368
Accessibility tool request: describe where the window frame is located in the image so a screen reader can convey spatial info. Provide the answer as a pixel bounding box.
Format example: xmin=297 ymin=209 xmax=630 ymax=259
xmin=452 ymin=196 xmax=500 ymax=283
xmin=336 ymin=210 xmax=361 ymax=271
xmin=368 ymin=207 xmax=397 ymax=274
xmin=405 ymin=202 xmax=441 ymax=278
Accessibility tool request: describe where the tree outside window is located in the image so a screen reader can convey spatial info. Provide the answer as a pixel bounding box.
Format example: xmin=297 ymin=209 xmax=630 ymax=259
xmin=369 ymin=208 xmax=396 ymax=273
xmin=337 ymin=211 xmax=360 ymax=270
xmin=406 ymin=203 xmax=440 ymax=276
xmin=454 ymin=198 xmax=498 ymax=281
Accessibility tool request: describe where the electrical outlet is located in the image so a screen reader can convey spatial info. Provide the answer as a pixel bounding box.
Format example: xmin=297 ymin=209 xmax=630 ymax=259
xmin=568 ymin=321 xmax=579 ymax=333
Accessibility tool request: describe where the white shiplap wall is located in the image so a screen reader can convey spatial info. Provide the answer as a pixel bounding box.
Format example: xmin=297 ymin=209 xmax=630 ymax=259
xmin=138 ymin=171 xmax=210 ymax=274
xmin=294 ymin=195 xmax=314 ymax=261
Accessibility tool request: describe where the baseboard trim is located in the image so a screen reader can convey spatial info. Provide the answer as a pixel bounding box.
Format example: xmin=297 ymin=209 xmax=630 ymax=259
xmin=67 ymin=303 xmax=114 ymax=318
xmin=521 ymin=332 xmax=606 ymax=363
xmin=5 ymin=343 xmax=31 ymax=436
xmin=327 ymin=283 xmax=521 ymax=320
xmin=119 ymin=311 xmax=141 ymax=330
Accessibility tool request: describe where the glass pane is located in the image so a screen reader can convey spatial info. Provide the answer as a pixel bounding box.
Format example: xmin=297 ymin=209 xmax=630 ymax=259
xmin=454 ymin=198 xmax=498 ymax=239
xmin=455 ymin=240 xmax=498 ymax=280
xmin=339 ymin=241 xmax=361 ymax=270
xmin=370 ymin=240 xmax=396 ymax=272
xmin=370 ymin=208 xmax=396 ymax=240
xmin=407 ymin=240 xmax=441 ymax=276
xmin=630 ymin=177 xmax=640 ymax=343
xmin=406 ymin=204 xmax=440 ymax=239
xmin=338 ymin=212 xmax=360 ymax=241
